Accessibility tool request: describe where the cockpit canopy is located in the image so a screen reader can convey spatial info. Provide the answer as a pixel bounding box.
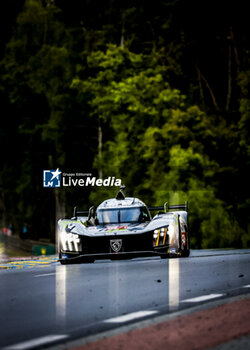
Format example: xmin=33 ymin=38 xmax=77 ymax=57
xmin=97 ymin=206 xmax=150 ymax=225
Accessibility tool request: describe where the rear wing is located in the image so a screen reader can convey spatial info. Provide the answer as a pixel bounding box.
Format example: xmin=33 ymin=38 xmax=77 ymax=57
xmin=148 ymin=201 xmax=188 ymax=213
xmin=73 ymin=201 xmax=188 ymax=218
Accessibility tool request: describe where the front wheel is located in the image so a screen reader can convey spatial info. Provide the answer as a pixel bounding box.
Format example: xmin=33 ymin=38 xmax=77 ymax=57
xmin=81 ymin=258 xmax=95 ymax=263
xmin=180 ymin=231 xmax=190 ymax=257
xmin=160 ymin=254 xmax=168 ymax=259
xmin=181 ymin=249 xmax=190 ymax=257
xmin=59 ymin=252 xmax=72 ymax=264
xmin=59 ymin=259 xmax=69 ymax=265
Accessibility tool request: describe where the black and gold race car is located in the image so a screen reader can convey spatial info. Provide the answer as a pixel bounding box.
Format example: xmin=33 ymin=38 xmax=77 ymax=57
xmin=58 ymin=187 xmax=190 ymax=264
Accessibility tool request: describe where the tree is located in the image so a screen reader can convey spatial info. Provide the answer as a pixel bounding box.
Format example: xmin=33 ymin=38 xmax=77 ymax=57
xmin=0 ymin=0 xmax=79 ymax=238
xmin=0 ymin=0 xmax=249 ymax=248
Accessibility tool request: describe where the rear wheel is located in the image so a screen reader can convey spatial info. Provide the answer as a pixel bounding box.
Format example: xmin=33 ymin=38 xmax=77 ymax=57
xmin=181 ymin=231 xmax=190 ymax=257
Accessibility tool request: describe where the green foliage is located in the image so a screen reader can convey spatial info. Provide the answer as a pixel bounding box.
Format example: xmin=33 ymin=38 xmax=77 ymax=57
xmin=238 ymin=69 xmax=250 ymax=157
xmin=0 ymin=0 xmax=249 ymax=248
xmin=0 ymin=0 xmax=90 ymax=238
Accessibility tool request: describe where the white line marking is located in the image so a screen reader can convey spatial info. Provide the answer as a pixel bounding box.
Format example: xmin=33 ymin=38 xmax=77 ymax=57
xmin=3 ymin=334 xmax=69 ymax=349
xmin=182 ymin=293 xmax=224 ymax=303
xmin=56 ymin=265 xmax=67 ymax=325
xmin=104 ymin=310 xmax=158 ymax=323
xmin=243 ymin=285 xmax=250 ymax=288
xmin=169 ymin=258 xmax=179 ymax=310
xmin=34 ymin=273 xmax=56 ymax=277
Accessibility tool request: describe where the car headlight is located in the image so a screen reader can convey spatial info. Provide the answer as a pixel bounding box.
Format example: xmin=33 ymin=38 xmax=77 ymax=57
xmin=153 ymin=227 xmax=168 ymax=247
xmin=153 ymin=231 xmax=158 ymax=239
xmin=60 ymin=231 xmax=82 ymax=252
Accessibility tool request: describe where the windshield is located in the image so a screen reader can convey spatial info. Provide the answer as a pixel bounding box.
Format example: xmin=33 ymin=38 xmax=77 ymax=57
xmin=97 ymin=207 xmax=150 ymax=224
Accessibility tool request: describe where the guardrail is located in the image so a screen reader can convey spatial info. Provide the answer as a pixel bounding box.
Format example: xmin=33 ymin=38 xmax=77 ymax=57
xmin=0 ymin=233 xmax=55 ymax=256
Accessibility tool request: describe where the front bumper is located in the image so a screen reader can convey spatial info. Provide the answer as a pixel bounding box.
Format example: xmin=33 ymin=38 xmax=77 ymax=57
xmin=58 ymin=246 xmax=181 ymax=263
xmin=58 ymin=231 xmax=179 ymax=262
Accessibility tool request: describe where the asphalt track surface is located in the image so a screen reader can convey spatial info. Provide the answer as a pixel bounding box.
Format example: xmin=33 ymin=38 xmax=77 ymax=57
xmin=0 ymin=249 xmax=250 ymax=349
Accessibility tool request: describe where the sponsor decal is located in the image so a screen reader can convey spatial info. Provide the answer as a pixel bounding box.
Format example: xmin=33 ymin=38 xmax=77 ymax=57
xmin=110 ymin=239 xmax=122 ymax=253
xmin=106 ymin=225 xmax=128 ymax=232
xmin=43 ymin=169 xmax=121 ymax=188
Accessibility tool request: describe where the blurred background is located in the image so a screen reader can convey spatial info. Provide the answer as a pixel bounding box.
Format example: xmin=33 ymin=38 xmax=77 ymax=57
xmin=0 ymin=0 xmax=249 ymax=250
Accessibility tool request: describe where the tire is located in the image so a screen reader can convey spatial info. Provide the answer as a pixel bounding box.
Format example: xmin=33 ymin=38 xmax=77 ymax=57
xmin=59 ymin=259 xmax=69 ymax=265
xmin=59 ymin=252 xmax=71 ymax=264
xmin=82 ymin=258 xmax=95 ymax=263
xmin=181 ymin=230 xmax=190 ymax=257
xmin=59 ymin=250 xmax=95 ymax=264
xmin=160 ymin=254 xmax=168 ymax=259
xmin=181 ymin=249 xmax=190 ymax=257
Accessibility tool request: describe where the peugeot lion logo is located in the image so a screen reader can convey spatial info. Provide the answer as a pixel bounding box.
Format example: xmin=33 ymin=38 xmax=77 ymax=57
xmin=110 ymin=239 xmax=122 ymax=253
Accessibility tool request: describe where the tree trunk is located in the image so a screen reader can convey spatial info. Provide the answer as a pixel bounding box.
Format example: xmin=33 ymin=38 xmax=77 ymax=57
xmin=195 ymin=65 xmax=219 ymax=110
xmin=0 ymin=190 xmax=7 ymax=228
xmin=55 ymin=189 xmax=65 ymax=253
xmin=226 ymin=44 xmax=232 ymax=111
xmin=229 ymin=26 xmax=240 ymax=75
xmin=196 ymin=64 xmax=205 ymax=107
xmin=98 ymin=123 xmax=103 ymax=179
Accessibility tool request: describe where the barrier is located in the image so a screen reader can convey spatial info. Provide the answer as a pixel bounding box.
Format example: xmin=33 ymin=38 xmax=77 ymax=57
xmin=0 ymin=233 xmax=55 ymax=256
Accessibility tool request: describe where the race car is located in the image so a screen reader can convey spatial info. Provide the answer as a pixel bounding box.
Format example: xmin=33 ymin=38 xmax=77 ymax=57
xmin=58 ymin=187 xmax=190 ymax=264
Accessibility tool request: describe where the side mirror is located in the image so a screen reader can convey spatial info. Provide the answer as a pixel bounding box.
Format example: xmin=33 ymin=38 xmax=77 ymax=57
xmin=87 ymin=206 xmax=96 ymax=226
xmin=88 ymin=206 xmax=96 ymax=220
